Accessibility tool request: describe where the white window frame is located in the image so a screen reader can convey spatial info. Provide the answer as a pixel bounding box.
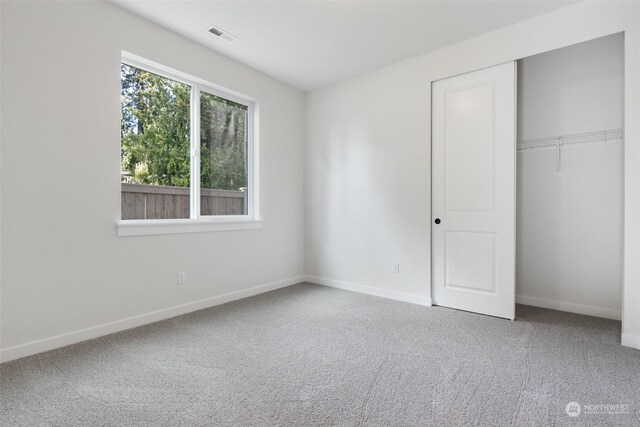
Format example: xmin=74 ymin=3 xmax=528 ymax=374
xmin=117 ymin=52 xmax=261 ymax=237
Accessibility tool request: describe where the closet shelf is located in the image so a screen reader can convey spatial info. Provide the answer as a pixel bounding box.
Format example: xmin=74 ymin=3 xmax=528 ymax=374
xmin=517 ymin=128 xmax=623 ymax=152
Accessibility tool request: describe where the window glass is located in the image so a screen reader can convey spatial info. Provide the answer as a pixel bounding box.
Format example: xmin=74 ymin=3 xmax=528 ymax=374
xmin=120 ymin=63 xmax=190 ymax=220
xmin=200 ymin=91 xmax=249 ymax=216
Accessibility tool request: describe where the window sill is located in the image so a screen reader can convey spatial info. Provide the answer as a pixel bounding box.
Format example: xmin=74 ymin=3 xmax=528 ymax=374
xmin=117 ymin=218 xmax=262 ymax=237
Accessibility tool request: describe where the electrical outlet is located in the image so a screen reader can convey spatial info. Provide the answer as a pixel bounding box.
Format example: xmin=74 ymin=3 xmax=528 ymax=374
xmin=393 ymin=263 xmax=400 ymax=274
xmin=177 ymin=271 xmax=187 ymax=285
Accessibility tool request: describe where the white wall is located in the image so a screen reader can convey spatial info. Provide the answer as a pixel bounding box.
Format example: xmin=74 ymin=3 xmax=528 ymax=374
xmin=516 ymin=34 xmax=624 ymax=319
xmin=305 ymin=63 xmax=432 ymax=303
xmin=0 ymin=1 xmax=306 ymax=361
xmin=518 ymin=34 xmax=624 ymax=141
xmin=305 ymin=1 xmax=640 ymax=349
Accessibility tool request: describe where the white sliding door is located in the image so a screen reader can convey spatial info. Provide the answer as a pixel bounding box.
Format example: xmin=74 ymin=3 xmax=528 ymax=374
xmin=432 ymin=62 xmax=516 ymax=320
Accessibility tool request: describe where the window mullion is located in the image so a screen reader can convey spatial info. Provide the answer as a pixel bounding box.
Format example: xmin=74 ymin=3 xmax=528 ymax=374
xmin=190 ymin=85 xmax=201 ymax=219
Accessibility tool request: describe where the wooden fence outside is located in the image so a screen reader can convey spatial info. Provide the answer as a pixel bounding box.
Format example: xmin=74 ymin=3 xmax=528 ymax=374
xmin=121 ymin=183 xmax=246 ymax=220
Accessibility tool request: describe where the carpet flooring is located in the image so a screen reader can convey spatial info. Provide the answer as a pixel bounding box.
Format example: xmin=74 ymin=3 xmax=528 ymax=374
xmin=1 ymin=283 xmax=639 ymax=426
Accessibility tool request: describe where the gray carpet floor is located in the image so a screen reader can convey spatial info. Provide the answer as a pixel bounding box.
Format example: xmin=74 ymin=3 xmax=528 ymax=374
xmin=1 ymin=283 xmax=639 ymax=426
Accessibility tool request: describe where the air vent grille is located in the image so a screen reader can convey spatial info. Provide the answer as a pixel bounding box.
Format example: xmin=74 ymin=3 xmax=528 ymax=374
xmin=208 ymin=27 xmax=223 ymax=37
xmin=207 ymin=26 xmax=237 ymax=42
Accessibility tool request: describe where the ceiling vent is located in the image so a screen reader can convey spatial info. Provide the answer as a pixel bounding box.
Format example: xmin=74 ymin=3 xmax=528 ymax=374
xmin=208 ymin=26 xmax=237 ymax=43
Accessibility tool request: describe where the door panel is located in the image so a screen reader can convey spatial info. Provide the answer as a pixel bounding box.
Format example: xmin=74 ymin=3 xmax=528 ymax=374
xmin=445 ymin=231 xmax=496 ymax=294
xmin=445 ymin=82 xmax=496 ymax=212
xmin=432 ymin=62 xmax=516 ymax=320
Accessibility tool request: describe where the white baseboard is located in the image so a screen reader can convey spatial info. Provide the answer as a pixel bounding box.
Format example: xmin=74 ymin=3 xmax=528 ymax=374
xmin=0 ymin=276 xmax=305 ymax=364
xmin=304 ymin=275 xmax=432 ymax=306
xmin=621 ymin=333 xmax=640 ymax=350
xmin=516 ymin=294 xmax=621 ymax=321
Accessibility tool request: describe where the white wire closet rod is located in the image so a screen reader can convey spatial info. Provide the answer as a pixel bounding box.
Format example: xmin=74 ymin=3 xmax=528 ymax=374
xmin=517 ymin=128 xmax=624 ymax=152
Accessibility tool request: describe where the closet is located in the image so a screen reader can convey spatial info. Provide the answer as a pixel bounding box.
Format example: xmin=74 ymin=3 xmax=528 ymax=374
xmin=516 ymin=33 xmax=624 ymax=320
xmin=431 ymin=33 xmax=624 ymax=321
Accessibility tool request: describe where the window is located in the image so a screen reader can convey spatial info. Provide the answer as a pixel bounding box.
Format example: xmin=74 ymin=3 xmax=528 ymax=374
xmin=119 ymin=54 xmax=258 ymax=236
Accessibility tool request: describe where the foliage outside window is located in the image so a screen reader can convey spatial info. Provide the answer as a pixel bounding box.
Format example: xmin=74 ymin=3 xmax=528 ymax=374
xmin=120 ymin=61 xmax=251 ymax=221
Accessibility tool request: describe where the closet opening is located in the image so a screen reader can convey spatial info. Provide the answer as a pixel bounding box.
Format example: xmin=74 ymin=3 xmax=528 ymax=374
xmin=516 ymin=32 xmax=624 ymax=321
